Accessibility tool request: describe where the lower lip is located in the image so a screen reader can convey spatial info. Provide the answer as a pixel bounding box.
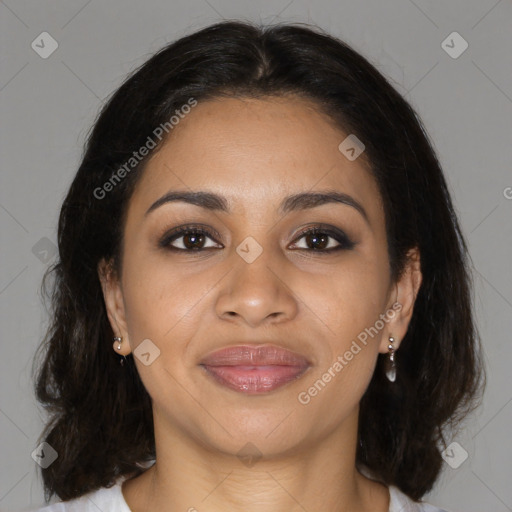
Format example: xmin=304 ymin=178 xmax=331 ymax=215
xmin=201 ymin=364 xmax=310 ymax=394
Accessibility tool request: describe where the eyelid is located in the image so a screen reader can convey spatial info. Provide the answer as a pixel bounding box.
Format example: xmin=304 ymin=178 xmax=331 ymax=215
xmin=158 ymin=223 xmax=224 ymax=249
xmin=289 ymin=224 xmax=356 ymax=250
xmin=159 ymin=222 xmax=356 ymax=253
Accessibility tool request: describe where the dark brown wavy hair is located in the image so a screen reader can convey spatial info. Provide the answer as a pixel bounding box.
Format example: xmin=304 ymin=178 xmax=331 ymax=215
xmin=32 ymin=20 xmax=485 ymax=504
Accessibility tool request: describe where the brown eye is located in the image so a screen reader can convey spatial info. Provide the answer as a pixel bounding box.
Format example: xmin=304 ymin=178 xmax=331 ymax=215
xmin=290 ymin=226 xmax=356 ymax=252
xmin=181 ymin=232 xmax=206 ymax=249
xmin=159 ymin=225 xmax=222 ymax=251
xmin=304 ymin=231 xmax=330 ymax=250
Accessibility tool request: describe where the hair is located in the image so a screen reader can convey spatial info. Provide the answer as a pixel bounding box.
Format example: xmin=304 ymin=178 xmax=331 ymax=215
xmin=32 ymin=20 xmax=485 ymax=503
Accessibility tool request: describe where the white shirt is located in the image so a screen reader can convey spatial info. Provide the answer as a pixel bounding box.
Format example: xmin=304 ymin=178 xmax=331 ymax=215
xmin=31 ymin=473 xmax=452 ymax=512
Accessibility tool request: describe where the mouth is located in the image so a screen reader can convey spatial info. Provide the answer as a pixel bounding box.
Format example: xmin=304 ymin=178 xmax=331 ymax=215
xmin=199 ymin=344 xmax=312 ymax=395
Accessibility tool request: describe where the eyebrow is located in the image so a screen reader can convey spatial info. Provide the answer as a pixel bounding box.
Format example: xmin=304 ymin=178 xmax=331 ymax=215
xmin=145 ymin=189 xmax=370 ymax=224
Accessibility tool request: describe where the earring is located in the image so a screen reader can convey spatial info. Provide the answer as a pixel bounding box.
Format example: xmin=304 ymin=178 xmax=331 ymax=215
xmin=113 ymin=336 xmax=127 ymax=366
xmin=385 ymin=336 xmax=397 ymax=382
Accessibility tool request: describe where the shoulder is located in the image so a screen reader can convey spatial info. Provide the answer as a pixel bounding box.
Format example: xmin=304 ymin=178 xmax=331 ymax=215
xmin=358 ymin=466 xmax=455 ymax=512
xmin=389 ymin=485 xmax=455 ymax=512
xmin=30 ymin=477 xmax=131 ymax=512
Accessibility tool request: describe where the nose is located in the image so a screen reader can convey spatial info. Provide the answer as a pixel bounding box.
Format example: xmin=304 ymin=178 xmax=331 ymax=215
xmin=215 ymin=245 xmax=299 ymax=328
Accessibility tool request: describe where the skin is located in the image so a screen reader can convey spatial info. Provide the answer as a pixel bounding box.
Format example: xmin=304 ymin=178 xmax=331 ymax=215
xmin=98 ymin=95 xmax=422 ymax=512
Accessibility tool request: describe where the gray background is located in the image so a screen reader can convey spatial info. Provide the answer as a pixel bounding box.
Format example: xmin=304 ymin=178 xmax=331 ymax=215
xmin=1 ymin=1 xmax=511 ymax=511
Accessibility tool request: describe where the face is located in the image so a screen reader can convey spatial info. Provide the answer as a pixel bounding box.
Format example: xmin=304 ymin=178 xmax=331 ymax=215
xmin=100 ymin=95 xmax=420 ymax=457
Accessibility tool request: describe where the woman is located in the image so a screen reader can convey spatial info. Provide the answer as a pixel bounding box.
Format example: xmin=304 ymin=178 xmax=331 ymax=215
xmin=31 ymin=20 xmax=485 ymax=512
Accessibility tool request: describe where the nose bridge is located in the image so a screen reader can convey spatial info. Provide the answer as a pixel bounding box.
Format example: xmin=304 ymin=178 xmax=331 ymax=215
xmin=235 ymin=236 xmax=278 ymax=287
xmin=215 ymin=235 xmax=298 ymax=326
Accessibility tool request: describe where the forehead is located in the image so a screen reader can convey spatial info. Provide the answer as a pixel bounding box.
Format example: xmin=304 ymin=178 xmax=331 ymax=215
xmin=127 ymin=95 xmax=383 ymax=223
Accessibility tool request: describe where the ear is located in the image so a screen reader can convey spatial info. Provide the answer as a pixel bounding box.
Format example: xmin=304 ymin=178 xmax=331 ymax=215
xmin=97 ymin=258 xmax=132 ymax=356
xmin=379 ymin=247 xmax=422 ymax=353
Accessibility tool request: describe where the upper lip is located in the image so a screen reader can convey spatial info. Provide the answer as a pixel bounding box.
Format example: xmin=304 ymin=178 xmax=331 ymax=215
xmin=200 ymin=344 xmax=311 ymax=367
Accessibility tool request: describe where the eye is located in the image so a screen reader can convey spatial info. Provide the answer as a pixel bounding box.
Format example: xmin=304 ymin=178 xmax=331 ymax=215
xmin=289 ymin=225 xmax=356 ymax=252
xmin=158 ymin=223 xmax=356 ymax=253
xmin=159 ymin=224 xmax=223 ymax=251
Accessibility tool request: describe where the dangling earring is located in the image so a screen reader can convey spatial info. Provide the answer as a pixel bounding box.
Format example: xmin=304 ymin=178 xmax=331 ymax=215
xmin=385 ymin=336 xmax=397 ymax=382
xmin=113 ymin=336 xmax=126 ymax=366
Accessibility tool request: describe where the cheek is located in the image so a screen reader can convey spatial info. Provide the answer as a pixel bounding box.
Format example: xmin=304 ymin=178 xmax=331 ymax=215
xmin=296 ymin=266 xmax=388 ymax=420
xmin=297 ymin=255 xmax=390 ymax=408
xmin=310 ymin=258 xmax=390 ymax=342
xmin=121 ymin=250 xmax=216 ymax=356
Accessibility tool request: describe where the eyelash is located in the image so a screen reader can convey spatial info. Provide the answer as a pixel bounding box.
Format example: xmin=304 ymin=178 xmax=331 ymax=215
xmin=158 ymin=223 xmax=356 ymax=254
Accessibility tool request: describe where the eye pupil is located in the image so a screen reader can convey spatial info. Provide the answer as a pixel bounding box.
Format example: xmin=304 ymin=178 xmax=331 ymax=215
xmin=307 ymin=232 xmax=328 ymax=250
xmin=184 ymin=233 xmax=205 ymax=249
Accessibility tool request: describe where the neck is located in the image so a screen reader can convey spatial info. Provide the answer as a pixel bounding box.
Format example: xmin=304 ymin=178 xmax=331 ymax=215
xmin=122 ymin=406 xmax=389 ymax=512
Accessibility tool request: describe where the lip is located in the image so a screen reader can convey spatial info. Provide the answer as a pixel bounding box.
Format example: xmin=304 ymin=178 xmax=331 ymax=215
xmin=199 ymin=344 xmax=312 ymax=395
